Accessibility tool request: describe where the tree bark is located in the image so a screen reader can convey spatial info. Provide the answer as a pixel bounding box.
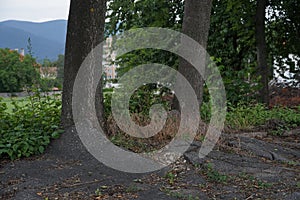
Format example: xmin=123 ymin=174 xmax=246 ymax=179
xmin=256 ymin=0 xmax=269 ymax=105
xmin=173 ymin=0 xmax=213 ymax=110
xmin=62 ymin=0 xmax=106 ymax=128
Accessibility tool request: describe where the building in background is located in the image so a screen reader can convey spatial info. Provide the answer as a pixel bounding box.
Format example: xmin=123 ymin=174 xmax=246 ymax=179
xmin=39 ymin=66 xmax=57 ymax=79
xmin=103 ymin=37 xmax=118 ymax=80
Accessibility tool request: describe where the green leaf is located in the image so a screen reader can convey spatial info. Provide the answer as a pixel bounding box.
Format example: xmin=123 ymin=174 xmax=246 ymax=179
xmin=38 ymin=146 xmax=45 ymax=154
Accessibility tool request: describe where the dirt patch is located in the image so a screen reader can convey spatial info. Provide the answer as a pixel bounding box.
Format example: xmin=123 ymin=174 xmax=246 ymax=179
xmin=269 ymin=85 xmax=300 ymax=108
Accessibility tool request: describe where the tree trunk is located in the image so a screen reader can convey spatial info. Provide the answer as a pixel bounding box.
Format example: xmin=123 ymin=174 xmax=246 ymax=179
xmin=172 ymin=0 xmax=213 ymax=110
xmin=256 ymin=0 xmax=269 ymax=105
xmin=62 ymin=0 xmax=106 ymax=128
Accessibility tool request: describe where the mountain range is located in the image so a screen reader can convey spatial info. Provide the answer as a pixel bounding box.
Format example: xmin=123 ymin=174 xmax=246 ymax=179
xmin=0 ymin=20 xmax=67 ymax=61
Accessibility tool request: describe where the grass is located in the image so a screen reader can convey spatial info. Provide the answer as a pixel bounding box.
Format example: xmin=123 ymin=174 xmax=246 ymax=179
xmin=1 ymin=97 xmax=29 ymax=113
xmin=209 ymin=102 xmax=300 ymax=134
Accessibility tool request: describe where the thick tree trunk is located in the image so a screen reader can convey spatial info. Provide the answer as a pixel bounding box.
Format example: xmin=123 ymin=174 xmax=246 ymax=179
xmin=173 ymin=0 xmax=213 ymax=110
xmin=62 ymin=0 xmax=106 ymax=128
xmin=256 ymin=0 xmax=269 ymax=105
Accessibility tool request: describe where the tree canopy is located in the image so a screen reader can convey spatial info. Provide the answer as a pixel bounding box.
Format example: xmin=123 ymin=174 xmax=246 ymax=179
xmin=0 ymin=48 xmax=40 ymax=92
xmin=105 ymin=0 xmax=300 ymax=104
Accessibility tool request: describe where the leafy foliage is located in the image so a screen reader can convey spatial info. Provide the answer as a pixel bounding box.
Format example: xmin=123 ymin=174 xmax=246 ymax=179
xmin=106 ymin=0 xmax=182 ymax=81
xmin=53 ymin=54 xmax=64 ymax=87
xmin=226 ymin=103 xmax=300 ymax=132
xmin=209 ymin=0 xmax=300 ymax=102
xmin=103 ymin=84 xmax=172 ymax=118
xmin=105 ymin=0 xmax=300 ymax=105
xmin=39 ymin=78 xmax=62 ymax=92
xmin=39 ymin=54 xmax=64 ymax=91
xmin=0 ymin=93 xmax=63 ymax=160
xmin=0 ymin=48 xmax=40 ymax=92
xmin=106 ymin=0 xmax=183 ymax=36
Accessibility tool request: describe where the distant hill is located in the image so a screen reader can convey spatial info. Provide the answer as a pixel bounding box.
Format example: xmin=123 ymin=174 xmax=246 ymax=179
xmin=0 ymin=20 xmax=67 ymax=61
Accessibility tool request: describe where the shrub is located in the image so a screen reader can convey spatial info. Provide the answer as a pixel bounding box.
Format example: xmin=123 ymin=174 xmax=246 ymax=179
xmin=0 ymin=48 xmax=40 ymax=92
xmin=39 ymin=78 xmax=62 ymax=91
xmin=226 ymin=102 xmax=300 ymax=132
xmin=226 ymin=103 xmax=268 ymax=129
xmin=0 ymin=93 xmax=63 ymax=160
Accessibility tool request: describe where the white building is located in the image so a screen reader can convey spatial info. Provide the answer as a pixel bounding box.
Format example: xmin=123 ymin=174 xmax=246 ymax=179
xmin=103 ymin=37 xmax=118 ymax=80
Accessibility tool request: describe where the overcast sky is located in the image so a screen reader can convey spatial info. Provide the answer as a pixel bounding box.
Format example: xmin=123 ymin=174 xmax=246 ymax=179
xmin=0 ymin=0 xmax=70 ymax=22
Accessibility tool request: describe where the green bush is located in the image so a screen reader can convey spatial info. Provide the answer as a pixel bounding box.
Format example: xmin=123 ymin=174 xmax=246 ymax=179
xmin=226 ymin=103 xmax=300 ymax=132
xmin=39 ymin=78 xmax=62 ymax=91
xmin=103 ymin=92 xmax=113 ymax=118
xmin=104 ymin=84 xmax=172 ymax=118
xmin=103 ymin=88 xmax=114 ymax=93
xmin=0 ymin=93 xmax=63 ymax=160
xmin=200 ymin=101 xmax=212 ymax=122
xmin=0 ymin=48 xmax=40 ymax=92
xmin=226 ymin=103 xmax=267 ymax=129
xmin=268 ymin=106 xmax=300 ymax=126
xmin=203 ymin=57 xmax=260 ymax=106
